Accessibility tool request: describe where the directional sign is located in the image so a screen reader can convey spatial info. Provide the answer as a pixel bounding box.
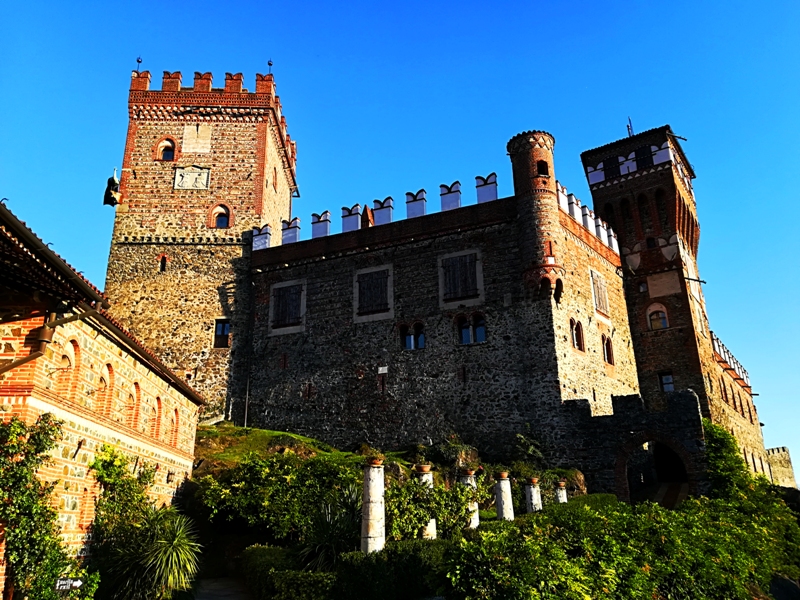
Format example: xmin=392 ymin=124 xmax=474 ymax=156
xmin=55 ymin=578 xmax=83 ymax=592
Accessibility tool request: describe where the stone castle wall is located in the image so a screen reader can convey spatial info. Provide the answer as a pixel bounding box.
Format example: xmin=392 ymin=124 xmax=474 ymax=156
xmin=767 ymin=447 xmax=798 ymax=489
xmin=105 ymin=71 xmax=295 ymax=414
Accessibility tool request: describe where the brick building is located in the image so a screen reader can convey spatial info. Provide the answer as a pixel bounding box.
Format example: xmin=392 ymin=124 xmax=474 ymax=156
xmin=104 ymin=70 xmax=796 ymax=496
xmin=0 ymin=202 xmax=202 ymax=586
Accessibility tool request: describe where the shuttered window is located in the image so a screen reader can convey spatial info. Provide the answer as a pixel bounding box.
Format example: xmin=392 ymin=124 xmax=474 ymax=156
xmin=272 ymin=284 xmax=303 ymax=328
xmin=442 ymin=253 xmax=479 ymax=301
xmin=591 ymin=272 xmax=610 ymax=315
xmin=357 ymin=269 xmax=389 ymax=315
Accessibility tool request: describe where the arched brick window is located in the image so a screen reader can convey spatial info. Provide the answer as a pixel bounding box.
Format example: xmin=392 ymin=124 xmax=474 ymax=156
xmin=171 ymin=408 xmax=180 ymax=448
xmin=153 ymin=397 xmax=163 ymax=440
xmin=647 ymin=303 xmax=669 ymax=330
xmin=158 ymin=139 xmax=175 ymax=161
xmin=536 ymin=160 xmax=549 ymax=177
xmin=209 ymin=204 xmax=233 ymax=229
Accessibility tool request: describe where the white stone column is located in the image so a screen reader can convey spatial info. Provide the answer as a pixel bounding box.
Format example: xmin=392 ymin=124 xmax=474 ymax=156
xmin=524 ymin=479 xmax=542 ymax=513
xmin=555 ymin=481 xmax=568 ymax=504
xmin=417 ymin=470 xmax=437 ymax=539
xmin=459 ymin=473 xmax=480 ymax=529
xmin=495 ymin=475 xmax=514 ymax=521
xmin=361 ymin=464 xmax=385 ymax=553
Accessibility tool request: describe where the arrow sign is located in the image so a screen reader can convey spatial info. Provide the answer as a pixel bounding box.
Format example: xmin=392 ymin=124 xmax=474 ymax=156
xmin=55 ymin=578 xmax=83 ymax=591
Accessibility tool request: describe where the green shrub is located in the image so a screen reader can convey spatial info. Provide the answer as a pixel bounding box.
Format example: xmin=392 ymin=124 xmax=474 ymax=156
xmin=272 ymin=571 xmax=336 ymax=600
xmin=334 ymin=540 xmax=452 ymax=600
xmin=239 ymin=545 xmax=299 ymax=600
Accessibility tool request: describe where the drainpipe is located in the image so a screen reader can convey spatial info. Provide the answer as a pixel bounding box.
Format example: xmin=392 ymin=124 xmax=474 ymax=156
xmin=0 ymin=313 xmax=57 ymax=376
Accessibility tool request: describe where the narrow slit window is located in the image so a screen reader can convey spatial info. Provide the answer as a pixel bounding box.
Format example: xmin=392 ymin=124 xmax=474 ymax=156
xmin=159 ymin=256 xmax=167 ymax=272
xmin=660 ymin=372 xmax=675 ymax=392
xmin=602 ymin=335 xmax=614 ymax=365
xmin=413 ymin=323 xmax=425 ymax=349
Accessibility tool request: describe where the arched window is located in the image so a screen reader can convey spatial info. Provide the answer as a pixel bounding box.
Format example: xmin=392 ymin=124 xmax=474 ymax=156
xmin=153 ymin=397 xmax=163 ymax=439
xmin=456 ymin=315 xmax=486 ymax=345
xmin=603 ymin=203 xmax=617 ymax=234
xmin=720 ymin=377 xmax=727 ymax=403
xmin=554 ymin=279 xmax=563 ymax=305
xmin=211 ymin=205 xmax=230 ymax=229
xmin=158 ymin=139 xmax=175 ymax=161
xmin=655 ymin=188 xmax=669 ymax=232
xmin=602 ymin=335 xmax=614 ymax=365
xmin=647 ymin=304 xmax=669 ymax=330
xmin=472 ymin=315 xmax=486 ymax=343
xmin=570 ymin=319 xmax=584 ymax=351
xmin=400 ymin=323 xmax=425 ymax=350
xmin=536 ymin=160 xmax=549 ymax=177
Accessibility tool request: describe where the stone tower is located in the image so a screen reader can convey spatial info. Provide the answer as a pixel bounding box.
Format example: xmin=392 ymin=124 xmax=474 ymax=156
xmin=580 ymin=127 xmax=768 ymax=473
xmin=105 ymin=70 xmax=298 ymax=414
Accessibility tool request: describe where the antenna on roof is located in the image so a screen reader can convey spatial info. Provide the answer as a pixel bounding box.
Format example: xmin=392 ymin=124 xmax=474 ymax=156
xmin=136 ymin=56 xmax=142 ymax=73
xmin=268 ymin=59 xmax=273 ymax=74
xmin=627 ymin=117 xmax=634 ymax=137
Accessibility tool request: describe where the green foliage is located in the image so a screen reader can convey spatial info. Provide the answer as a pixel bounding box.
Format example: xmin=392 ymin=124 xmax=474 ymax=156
xmin=196 ymin=451 xmax=361 ymax=540
xmin=272 ymin=571 xmax=337 ymax=600
xmin=511 ymin=423 xmax=545 ymax=467
xmin=90 ymin=445 xmax=201 ymax=600
xmin=433 ymin=433 xmax=478 ymax=466
xmin=298 ymin=483 xmax=362 ymax=570
xmin=0 ymin=414 xmax=98 ymax=600
xmin=385 ymin=477 xmax=484 ymax=541
xmin=703 ymin=418 xmax=752 ymax=498
xmin=240 ymin=545 xmax=298 ymax=599
xmin=335 ymin=540 xmax=452 ymax=600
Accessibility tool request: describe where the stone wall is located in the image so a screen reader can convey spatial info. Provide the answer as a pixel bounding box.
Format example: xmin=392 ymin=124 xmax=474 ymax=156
xmin=767 ymin=447 xmax=797 ymax=489
xmin=105 ymin=71 xmax=295 ymax=415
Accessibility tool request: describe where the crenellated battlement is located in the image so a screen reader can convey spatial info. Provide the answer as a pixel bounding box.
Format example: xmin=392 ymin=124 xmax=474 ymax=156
xmin=556 ymin=182 xmax=619 ymax=254
xmin=127 ymin=69 xmax=297 ymax=182
xmin=711 ymin=331 xmax=750 ymax=387
xmin=767 ymin=447 xmax=790 ymax=456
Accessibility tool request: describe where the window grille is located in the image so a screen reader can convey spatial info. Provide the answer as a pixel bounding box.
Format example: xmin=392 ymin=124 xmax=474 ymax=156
xmin=442 ymin=253 xmax=479 ymax=301
xmin=603 ymin=155 xmax=621 ymax=179
xmin=213 ymin=319 xmax=231 ymax=348
xmin=591 ymin=272 xmax=610 ymax=315
xmin=272 ymin=284 xmax=303 ymax=328
xmin=635 ymin=145 xmax=654 ymax=170
xmin=357 ymin=269 xmax=389 ymax=315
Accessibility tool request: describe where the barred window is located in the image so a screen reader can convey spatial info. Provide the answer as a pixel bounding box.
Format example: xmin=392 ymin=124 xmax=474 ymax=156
xmin=591 ymin=272 xmax=610 ymax=315
xmin=357 ymin=269 xmax=389 ymax=315
xmin=272 ymin=284 xmax=303 ymax=328
xmin=603 ymin=155 xmax=620 ymax=179
xmin=635 ymin=145 xmax=654 ymax=170
xmin=442 ymin=253 xmax=479 ymax=301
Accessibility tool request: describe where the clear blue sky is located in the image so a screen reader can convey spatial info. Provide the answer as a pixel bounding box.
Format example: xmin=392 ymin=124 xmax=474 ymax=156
xmin=1 ymin=1 xmax=798 ymax=469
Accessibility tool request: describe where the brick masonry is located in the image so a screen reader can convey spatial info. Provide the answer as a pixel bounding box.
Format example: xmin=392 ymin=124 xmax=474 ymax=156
xmin=0 ymin=313 xmax=200 ymax=557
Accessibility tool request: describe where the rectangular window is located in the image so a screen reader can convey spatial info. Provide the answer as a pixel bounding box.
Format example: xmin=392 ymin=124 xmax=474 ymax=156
xmin=603 ymin=155 xmax=621 ymax=179
xmin=213 ymin=319 xmax=231 ymax=348
xmin=357 ymin=269 xmax=390 ymax=315
xmin=272 ymin=284 xmax=303 ymax=328
xmin=660 ymin=373 xmax=674 ymax=392
xmin=591 ymin=272 xmax=610 ymax=315
xmin=442 ymin=253 xmax=479 ymax=301
xmin=635 ymin=145 xmax=654 ymax=170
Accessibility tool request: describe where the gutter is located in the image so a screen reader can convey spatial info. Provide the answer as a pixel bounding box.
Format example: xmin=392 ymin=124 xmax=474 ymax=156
xmin=0 ymin=313 xmax=56 ymax=376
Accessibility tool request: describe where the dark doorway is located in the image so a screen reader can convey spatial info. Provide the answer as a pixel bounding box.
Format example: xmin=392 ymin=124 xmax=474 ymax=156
xmin=626 ymin=441 xmax=688 ymax=507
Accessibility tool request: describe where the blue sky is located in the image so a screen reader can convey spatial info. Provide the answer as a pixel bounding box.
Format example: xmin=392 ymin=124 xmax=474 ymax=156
xmin=1 ymin=1 xmax=798 ymax=468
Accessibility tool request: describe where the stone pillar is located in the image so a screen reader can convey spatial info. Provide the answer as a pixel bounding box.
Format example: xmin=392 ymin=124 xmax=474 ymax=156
xmin=460 ymin=473 xmax=480 ymax=529
xmin=495 ymin=475 xmax=514 ymax=521
xmin=555 ymin=481 xmax=568 ymax=504
xmin=524 ymin=479 xmax=542 ymax=513
xmin=417 ymin=470 xmax=437 ymax=539
xmin=361 ymin=464 xmax=385 ymax=553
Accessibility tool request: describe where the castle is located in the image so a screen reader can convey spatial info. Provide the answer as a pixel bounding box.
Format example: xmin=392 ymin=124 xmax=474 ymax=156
xmin=103 ymin=69 xmax=796 ymax=497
